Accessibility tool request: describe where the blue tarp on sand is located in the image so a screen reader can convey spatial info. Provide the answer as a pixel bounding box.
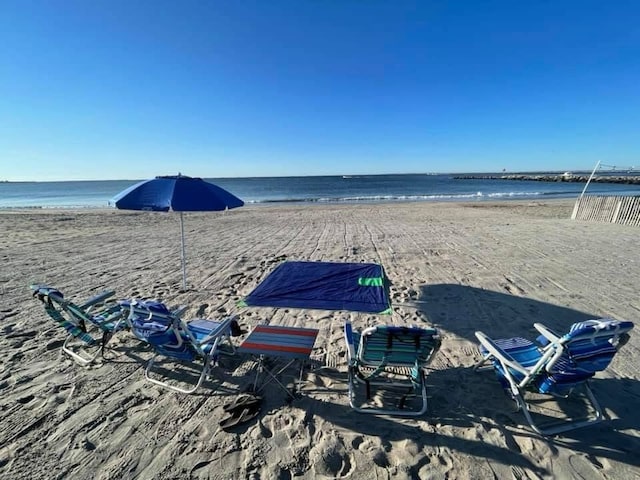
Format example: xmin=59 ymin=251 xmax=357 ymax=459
xmin=241 ymin=261 xmax=392 ymax=314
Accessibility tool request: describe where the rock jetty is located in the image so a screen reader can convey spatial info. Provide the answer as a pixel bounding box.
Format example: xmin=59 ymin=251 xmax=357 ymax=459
xmin=453 ymin=174 xmax=640 ymax=184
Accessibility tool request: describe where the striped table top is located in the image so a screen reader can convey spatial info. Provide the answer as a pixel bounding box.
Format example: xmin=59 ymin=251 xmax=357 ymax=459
xmin=238 ymin=325 xmax=319 ymax=359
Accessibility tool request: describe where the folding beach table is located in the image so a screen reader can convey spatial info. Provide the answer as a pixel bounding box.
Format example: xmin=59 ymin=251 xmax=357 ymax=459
xmin=238 ymin=325 xmax=319 ymax=398
xmin=238 ymin=261 xmax=392 ymax=397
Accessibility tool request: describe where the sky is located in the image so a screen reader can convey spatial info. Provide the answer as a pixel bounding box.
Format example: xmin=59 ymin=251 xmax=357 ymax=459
xmin=1 ymin=1 xmax=639 ymax=181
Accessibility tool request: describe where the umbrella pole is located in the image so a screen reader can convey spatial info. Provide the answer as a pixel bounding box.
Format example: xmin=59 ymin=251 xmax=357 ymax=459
xmin=180 ymin=211 xmax=187 ymax=290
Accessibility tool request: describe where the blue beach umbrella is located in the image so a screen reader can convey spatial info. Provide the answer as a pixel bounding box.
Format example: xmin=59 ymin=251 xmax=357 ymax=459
xmin=111 ymin=174 xmax=244 ymax=290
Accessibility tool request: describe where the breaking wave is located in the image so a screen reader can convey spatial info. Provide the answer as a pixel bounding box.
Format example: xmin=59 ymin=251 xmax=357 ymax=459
xmin=246 ymin=191 xmax=549 ymax=204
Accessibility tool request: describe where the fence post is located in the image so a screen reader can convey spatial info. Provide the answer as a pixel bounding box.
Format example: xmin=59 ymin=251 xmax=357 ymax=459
xmin=571 ymin=198 xmax=581 ymax=220
xmin=612 ymin=197 xmax=622 ymax=223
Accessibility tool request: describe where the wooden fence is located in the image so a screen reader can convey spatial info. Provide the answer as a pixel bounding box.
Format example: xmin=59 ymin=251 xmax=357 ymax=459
xmin=571 ymin=196 xmax=640 ymax=226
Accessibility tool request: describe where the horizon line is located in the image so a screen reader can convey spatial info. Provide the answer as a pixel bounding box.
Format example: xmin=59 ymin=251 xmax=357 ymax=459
xmin=1 ymin=169 xmax=604 ymax=183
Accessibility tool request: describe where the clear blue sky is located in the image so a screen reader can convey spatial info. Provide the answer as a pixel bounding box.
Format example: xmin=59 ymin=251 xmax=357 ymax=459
xmin=1 ymin=1 xmax=639 ymax=181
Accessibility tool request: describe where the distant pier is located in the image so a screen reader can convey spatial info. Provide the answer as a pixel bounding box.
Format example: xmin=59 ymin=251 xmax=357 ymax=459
xmin=453 ymin=174 xmax=640 ymax=185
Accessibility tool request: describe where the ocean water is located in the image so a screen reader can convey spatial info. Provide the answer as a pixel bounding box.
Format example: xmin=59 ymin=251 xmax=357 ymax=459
xmin=1 ymin=174 xmax=640 ymax=209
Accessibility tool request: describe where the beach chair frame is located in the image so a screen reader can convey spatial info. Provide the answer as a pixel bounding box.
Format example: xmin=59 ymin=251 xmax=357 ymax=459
xmin=123 ymin=300 xmax=237 ymax=394
xmin=474 ymin=319 xmax=634 ymax=436
xmin=344 ymin=322 xmax=441 ymax=416
xmin=31 ymin=285 xmax=127 ymax=366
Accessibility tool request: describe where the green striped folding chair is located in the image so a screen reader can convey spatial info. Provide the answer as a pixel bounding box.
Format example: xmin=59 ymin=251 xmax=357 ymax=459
xmin=30 ymin=284 xmax=127 ymax=365
xmin=344 ymin=322 xmax=441 ymax=416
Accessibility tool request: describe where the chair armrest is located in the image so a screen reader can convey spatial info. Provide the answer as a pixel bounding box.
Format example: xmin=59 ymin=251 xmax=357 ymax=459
xmin=172 ymin=305 xmax=188 ymax=318
xmin=344 ymin=322 xmax=356 ymax=363
xmin=474 ymin=331 xmax=530 ymax=376
xmin=91 ymin=308 xmax=126 ymax=326
xmin=194 ymin=317 xmax=235 ymax=346
xmin=533 ymin=323 xmax=561 ymax=344
xmin=80 ymin=290 xmax=115 ymax=309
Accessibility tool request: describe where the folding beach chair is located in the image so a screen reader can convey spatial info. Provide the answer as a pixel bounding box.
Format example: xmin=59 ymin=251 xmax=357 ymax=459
xmin=344 ymin=322 xmax=441 ymax=416
xmin=474 ymin=318 xmax=634 ymax=435
xmin=122 ymin=299 xmax=237 ymax=394
xmin=30 ymin=284 xmax=127 ymax=365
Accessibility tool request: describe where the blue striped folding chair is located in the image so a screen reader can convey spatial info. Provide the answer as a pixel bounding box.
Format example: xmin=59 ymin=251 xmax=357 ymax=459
xmin=30 ymin=284 xmax=127 ymax=365
xmin=122 ymin=299 xmax=237 ymax=394
xmin=474 ymin=318 xmax=634 ymax=435
xmin=344 ymin=322 xmax=441 ymax=416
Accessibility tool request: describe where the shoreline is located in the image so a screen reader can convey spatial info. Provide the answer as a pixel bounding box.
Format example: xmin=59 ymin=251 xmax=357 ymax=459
xmin=0 ymin=196 xmax=580 ymax=212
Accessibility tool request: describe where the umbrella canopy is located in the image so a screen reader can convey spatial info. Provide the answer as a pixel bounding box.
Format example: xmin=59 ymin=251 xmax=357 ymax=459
xmin=111 ymin=174 xmax=244 ymax=290
xmin=113 ymin=174 xmax=244 ymax=212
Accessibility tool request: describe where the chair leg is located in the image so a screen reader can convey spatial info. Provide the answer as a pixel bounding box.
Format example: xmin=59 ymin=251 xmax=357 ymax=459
xmin=347 ymin=367 xmax=359 ymax=411
xmin=347 ymin=366 xmax=428 ymax=416
xmin=418 ymin=379 xmax=429 ymax=416
xmin=62 ymin=334 xmax=102 ymax=366
xmin=100 ymin=331 xmax=114 ymax=359
xmin=221 ymin=334 xmax=236 ymax=356
xmin=144 ymin=354 xmax=210 ymax=394
xmin=473 ymin=354 xmax=494 ymax=372
xmin=515 ymin=382 xmax=605 ymax=436
xmin=251 ymin=356 xmax=299 ymax=399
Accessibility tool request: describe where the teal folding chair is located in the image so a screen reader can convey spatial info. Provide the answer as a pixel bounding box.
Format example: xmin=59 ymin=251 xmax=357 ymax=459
xmin=344 ymin=322 xmax=441 ymax=416
xmin=122 ymin=299 xmax=237 ymax=393
xmin=474 ymin=318 xmax=634 ymax=435
xmin=30 ymin=284 xmax=127 ymax=365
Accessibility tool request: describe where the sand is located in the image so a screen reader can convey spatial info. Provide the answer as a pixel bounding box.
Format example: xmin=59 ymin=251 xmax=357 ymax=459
xmin=0 ymin=200 xmax=638 ymax=479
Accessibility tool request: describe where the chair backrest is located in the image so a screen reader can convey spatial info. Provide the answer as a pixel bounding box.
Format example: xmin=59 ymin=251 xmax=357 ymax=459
xmin=558 ymin=318 xmax=634 ymax=373
xmin=30 ymin=284 xmax=98 ymax=344
xmin=358 ymin=325 xmax=440 ymax=367
xmin=31 ymin=285 xmax=64 ymax=302
xmin=122 ymin=299 xmax=201 ymax=361
xmin=32 ymin=284 xmax=123 ymax=327
xmin=121 ymin=300 xmax=179 ymax=344
xmin=65 ymin=301 xmax=123 ymax=328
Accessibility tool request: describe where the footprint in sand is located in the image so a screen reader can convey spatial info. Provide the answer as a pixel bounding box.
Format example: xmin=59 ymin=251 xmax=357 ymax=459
xmin=256 ymin=418 xmax=273 ymax=439
xmin=565 ymin=453 xmax=605 ymax=479
xmin=9 ymin=352 xmax=23 ymax=362
xmin=189 ymin=459 xmax=213 ymax=477
xmin=372 ymin=450 xmax=390 ymax=468
xmin=16 ymin=394 xmax=35 ymax=404
xmin=309 ymin=434 xmax=355 ymax=478
xmin=0 ymin=310 xmax=18 ymax=321
xmin=7 ymin=330 xmax=37 ymax=340
xmin=1 ymin=323 xmax=15 ymax=335
xmin=351 ymin=437 xmax=392 ymax=469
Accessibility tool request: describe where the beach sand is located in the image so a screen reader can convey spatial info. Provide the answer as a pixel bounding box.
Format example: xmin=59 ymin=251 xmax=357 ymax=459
xmin=1 ymin=200 xmax=638 ymax=479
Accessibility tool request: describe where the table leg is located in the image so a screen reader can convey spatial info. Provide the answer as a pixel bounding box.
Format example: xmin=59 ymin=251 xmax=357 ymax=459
xmin=252 ymin=356 xmax=300 ymax=399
